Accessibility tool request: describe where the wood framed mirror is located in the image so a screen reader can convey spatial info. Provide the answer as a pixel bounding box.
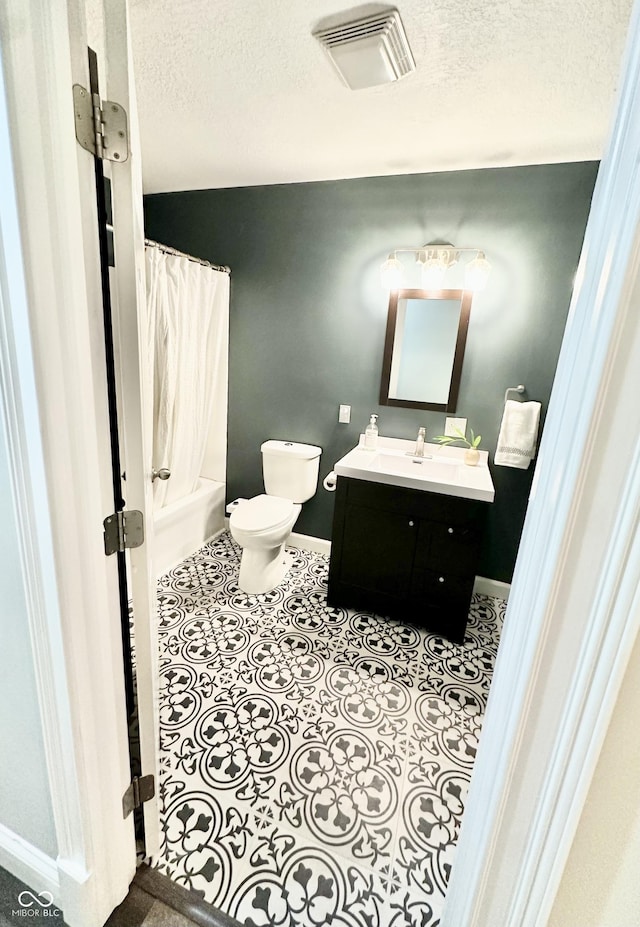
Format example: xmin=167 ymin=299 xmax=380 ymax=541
xmin=379 ymin=288 xmax=472 ymax=412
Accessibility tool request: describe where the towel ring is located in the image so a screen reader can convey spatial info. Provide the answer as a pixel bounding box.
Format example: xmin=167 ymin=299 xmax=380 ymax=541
xmin=504 ymin=384 xmax=526 ymax=404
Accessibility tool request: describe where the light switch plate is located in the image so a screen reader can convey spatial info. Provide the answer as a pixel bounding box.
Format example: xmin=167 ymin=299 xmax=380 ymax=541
xmin=338 ymin=404 xmax=351 ymax=424
xmin=445 ymin=417 xmax=467 ymax=437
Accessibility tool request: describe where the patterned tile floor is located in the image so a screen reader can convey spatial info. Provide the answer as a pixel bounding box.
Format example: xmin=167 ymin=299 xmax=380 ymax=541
xmin=154 ymin=531 xmax=505 ymax=927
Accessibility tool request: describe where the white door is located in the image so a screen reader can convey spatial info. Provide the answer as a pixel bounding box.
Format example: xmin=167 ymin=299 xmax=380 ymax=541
xmin=69 ymin=0 xmax=160 ymax=856
xmin=104 ymin=2 xmax=160 ymax=858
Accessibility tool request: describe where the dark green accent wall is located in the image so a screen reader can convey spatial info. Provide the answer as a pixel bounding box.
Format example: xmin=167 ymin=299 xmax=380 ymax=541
xmin=144 ymin=162 xmax=597 ymax=582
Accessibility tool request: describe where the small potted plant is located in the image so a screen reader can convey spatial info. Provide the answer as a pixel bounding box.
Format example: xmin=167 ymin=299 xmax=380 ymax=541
xmin=433 ymin=426 xmax=482 ymax=466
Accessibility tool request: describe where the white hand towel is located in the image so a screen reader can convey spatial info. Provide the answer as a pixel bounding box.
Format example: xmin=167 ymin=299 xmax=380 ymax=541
xmin=495 ymin=400 xmax=541 ymax=469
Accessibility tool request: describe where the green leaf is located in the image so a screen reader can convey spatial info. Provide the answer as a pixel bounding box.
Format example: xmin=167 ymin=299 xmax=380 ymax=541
xmin=435 ymin=426 xmax=480 ymax=449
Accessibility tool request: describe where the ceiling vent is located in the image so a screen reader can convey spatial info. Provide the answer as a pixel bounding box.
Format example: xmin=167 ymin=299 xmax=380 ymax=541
xmin=313 ymin=8 xmax=416 ymax=90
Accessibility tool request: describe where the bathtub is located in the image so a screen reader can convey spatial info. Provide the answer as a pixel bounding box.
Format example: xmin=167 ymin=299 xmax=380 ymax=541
xmin=153 ymin=477 xmax=226 ymax=577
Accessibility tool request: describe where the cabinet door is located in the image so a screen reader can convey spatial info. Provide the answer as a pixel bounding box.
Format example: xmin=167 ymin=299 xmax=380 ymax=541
xmin=339 ymin=503 xmax=417 ymax=597
xmin=414 ymin=520 xmax=482 ymax=576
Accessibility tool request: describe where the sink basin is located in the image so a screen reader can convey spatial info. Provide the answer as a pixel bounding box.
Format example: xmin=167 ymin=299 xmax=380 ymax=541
xmin=368 ymin=452 xmax=462 ymax=482
xmin=333 ymin=437 xmax=495 ymax=502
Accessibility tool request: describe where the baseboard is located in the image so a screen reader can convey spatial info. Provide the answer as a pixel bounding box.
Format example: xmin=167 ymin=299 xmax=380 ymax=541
xmin=474 ymin=576 xmax=511 ymax=601
xmin=0 ymin=822 xmax=60 ymax=902
xmin=288 ymin=532 xmax=331 ymax=555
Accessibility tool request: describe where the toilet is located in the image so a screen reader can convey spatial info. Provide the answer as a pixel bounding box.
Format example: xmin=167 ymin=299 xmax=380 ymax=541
xmin=229 ymin=440 xmax=322 ymax=594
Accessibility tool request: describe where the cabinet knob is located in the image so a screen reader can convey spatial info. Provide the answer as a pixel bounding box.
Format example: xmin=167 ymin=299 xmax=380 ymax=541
xmin=448 ymin=527 xmax=454 ymax=534
xmin=438 ymin=576 xmax=445 ymax=583
xmin=408 ymin=520 xmax=415 ymax=527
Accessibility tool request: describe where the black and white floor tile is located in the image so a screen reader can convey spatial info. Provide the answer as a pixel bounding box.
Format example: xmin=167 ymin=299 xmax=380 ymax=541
xmin=154 ymin=533 xmax=505 ymax=927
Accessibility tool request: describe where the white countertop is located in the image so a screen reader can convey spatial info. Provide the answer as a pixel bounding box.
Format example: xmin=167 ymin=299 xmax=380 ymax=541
xmin=334 ymin=435 xmax=495 ymax=503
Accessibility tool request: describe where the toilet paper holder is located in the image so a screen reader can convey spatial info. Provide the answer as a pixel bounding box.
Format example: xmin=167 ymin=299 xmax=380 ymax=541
xmin=323 ymin=470 xmax=337 ymax=492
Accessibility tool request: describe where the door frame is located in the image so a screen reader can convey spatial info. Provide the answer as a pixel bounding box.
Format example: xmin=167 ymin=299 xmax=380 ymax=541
xmin=2 ymin=3 xmax=640 ymax=927
xmin=0 ymin=1 xmax=136 ymax=924
xmin=443 ymin=2 xmax=640 ymax=922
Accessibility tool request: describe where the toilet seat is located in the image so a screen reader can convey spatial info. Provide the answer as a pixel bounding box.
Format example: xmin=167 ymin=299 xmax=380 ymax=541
xmin=230 ymin=494 xmax=296 ymax=533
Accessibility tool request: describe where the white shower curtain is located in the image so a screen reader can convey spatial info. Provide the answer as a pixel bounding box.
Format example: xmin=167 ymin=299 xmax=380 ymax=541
xmin=145 ymin=245 xmax=230 ymax=509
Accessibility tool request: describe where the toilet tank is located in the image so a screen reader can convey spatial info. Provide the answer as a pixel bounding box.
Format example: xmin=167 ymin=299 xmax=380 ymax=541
xmin=261 ymin=440 xmax=322 ymax=503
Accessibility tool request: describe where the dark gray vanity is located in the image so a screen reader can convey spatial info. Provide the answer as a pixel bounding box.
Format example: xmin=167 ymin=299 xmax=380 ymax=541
xmin=327 ymin=437 xmax=495 ymax=643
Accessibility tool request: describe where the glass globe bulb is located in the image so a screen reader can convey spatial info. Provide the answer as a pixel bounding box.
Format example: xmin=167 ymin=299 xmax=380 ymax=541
xmin=421 ymin=257 xmax=446 ymax=290
xmin=465 ymin=252 xmax=491 ymax=291
xmin=380 ymin=256 xmax=403 ymax=290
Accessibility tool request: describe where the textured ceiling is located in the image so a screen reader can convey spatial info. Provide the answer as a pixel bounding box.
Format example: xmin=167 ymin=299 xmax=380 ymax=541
xmin=128 ymin=0 xmax=632 ymax=193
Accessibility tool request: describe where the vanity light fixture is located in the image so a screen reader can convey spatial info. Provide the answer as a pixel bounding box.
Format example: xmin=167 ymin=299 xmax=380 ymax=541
xmin=381 ymin=246 xmax=491 ymax=291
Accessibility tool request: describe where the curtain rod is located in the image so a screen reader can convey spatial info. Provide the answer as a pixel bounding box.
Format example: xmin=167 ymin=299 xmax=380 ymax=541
xmin=145 ymin=238 xmax=231 ymax=275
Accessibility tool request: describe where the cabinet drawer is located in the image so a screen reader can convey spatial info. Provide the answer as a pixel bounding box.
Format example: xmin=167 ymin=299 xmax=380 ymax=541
xmin=344 ymin=478 xmax=485 ymax=525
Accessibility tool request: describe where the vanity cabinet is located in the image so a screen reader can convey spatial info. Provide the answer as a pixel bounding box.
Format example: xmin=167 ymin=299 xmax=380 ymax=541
xmin=327 ymin=477 xmax=488 ymax=642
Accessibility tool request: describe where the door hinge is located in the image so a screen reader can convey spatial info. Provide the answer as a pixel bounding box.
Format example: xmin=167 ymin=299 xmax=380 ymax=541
xmin=122 ymin=774 xmax=155 ymax=819
xmin=103 ymin=509 xmax=144 ymax=555
xmin=73 ymin=84 xmax=129 ymax=162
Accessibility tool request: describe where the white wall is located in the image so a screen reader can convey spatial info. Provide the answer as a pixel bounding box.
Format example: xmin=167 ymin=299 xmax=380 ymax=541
xmin=548 ymin=630 xmax=640 ymax=926
xmin=0 ymin=420 xmax=56 ymax=858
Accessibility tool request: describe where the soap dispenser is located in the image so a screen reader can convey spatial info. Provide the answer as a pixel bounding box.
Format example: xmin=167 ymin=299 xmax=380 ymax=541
xmin=364 ymin=413 xmax=379 ymax=450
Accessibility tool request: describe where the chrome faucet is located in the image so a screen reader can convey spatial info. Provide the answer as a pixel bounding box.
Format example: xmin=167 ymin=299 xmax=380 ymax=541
xmin=414 ymin=426 xmax=426 ymax=457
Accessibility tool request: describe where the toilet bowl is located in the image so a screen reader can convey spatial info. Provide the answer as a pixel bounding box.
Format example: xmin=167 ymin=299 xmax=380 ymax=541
xmin=229 ymin=440 xmax=322 ymax=594
xmin=230 ymin=494 xmax=301 ymax=594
